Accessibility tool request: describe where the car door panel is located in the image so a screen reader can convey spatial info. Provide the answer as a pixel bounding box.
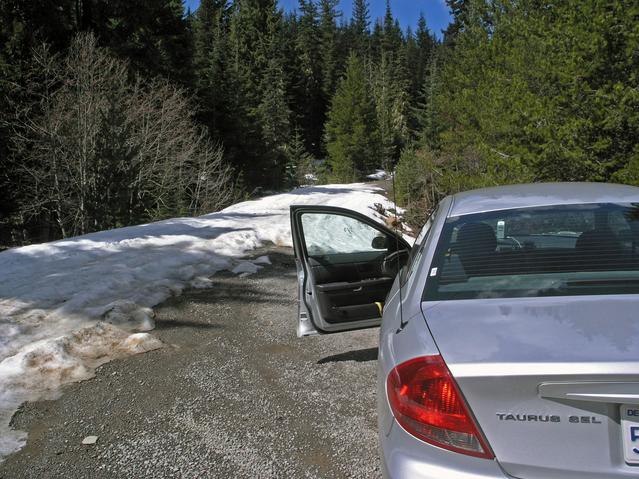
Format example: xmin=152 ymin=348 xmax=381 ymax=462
xmin=315 ymin=278 xmax=394 ymax=323
xmin=291 ymin=205 xmax=410 ymax=336
xmin=308 ymin=251 xmax=386 ymax=281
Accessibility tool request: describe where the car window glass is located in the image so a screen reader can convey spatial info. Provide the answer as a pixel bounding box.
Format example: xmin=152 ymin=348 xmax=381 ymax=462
xmin=424 ymin=203 xmax=639 ymax=300
xmin=401 ymin=208 xmax=436 ymax=284
xmin=301 ymin=213 xmax=389 ymax=255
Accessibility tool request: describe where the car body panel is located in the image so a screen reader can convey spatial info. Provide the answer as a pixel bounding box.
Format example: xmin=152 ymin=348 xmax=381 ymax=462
xmin=379 ymin=422 xmax=510 ymax=479
xmin=377 ymin=291 xmax=508 ymax=478
xmin=449 ymin=182 xmax=639 ymax=217
xmin=290 ymin=205 xmax=410 ymax=336
xmin=421 ymin=293 xmax=639 ymax=478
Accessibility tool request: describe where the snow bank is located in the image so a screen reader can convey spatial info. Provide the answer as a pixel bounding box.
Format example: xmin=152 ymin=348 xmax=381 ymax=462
xmin=366 ymin=169 xmax=390 ymax=180
xmin=0 ymin=183 xmax=399 ymax=460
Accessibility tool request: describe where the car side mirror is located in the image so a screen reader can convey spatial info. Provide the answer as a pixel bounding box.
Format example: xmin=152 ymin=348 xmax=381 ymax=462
xmin=371 ymin=236 xmax=388 ymax=249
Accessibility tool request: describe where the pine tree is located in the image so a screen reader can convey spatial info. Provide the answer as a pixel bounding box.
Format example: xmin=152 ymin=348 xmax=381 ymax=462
xmin=89 ymin=0 xmax=194 ymax=84
xmin=257 ymin=8 xmax=292 ymax=188
xmin=286 ymin=129 xmax=315 ymax=186
xmin=412 ymin=52 xmax=441 ymax=149
xmin=227 ymin=0 xmax=292 ymax=188
xmin=324 ymin=52 xmax=379 ymax=182
xmin=318 ymin=0 xmax=341 ymax=103
xmin=443 ymin=0 xmax=469 ymax=45
xmin=258 ymin=57 xmax=291 ymax=185
xmin=293 ymin=0 xmax=324 ymax=156
xmin=363 ymin=0 xmax=409 ymax=168
xmin=404 ymin=26 xmax=419 ymax=98
xmin=381 ymin=0 xmax=402 ymax=57
xmin=192 ymin=0 xmax=229 ymax=138
xmin=404 ymin=13 xmax=436 ymax=136
xmin=351 ymin=0 xmax=370 ymax=58
xmin=370 ymin=19 xmax=383 ymax=60
xmin=373 ymin=51 xmax=409 ymax=170
xmin=413 ymin=13 xmax=435 ymax=97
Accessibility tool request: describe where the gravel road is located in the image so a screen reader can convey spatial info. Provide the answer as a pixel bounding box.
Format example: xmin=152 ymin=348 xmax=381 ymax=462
xmin=0 ymin=248 xmax=382 ymax=478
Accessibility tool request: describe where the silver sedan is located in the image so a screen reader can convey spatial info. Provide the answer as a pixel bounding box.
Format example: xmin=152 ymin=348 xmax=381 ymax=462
xmin=291 ymin=182 xmax=639 ymax=478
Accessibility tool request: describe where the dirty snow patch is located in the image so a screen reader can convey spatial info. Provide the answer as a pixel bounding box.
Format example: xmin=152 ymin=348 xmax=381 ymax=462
xmin=253 ymin=256 xmax=271 ymax=265
xmin=0 ymin=322 xmax=161 ymax=458
xmin=231 ymin=261 xmax=262 ymax=275
xmin=366 ymin=169 xmax=389 ymax=180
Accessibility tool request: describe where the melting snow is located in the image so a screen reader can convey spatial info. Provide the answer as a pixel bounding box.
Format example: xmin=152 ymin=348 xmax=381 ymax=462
xmin=366 ymin=169 xmax=390 ymax=180
xmin=231 ymin=261 xmax=262 ymax=275
xmin=0 ymin=182 xmax=399 ymax=460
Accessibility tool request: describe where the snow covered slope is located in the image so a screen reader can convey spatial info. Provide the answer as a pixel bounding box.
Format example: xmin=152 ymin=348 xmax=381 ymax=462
xmin=0 ymin=183 xmax=399 ymax=460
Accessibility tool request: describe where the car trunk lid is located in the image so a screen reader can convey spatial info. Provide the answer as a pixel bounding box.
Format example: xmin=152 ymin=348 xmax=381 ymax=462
xmin=421 ymin=295 xmax=639 ymax=479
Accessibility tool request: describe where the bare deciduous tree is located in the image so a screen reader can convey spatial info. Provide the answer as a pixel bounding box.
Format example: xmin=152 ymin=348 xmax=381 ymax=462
xmin=10 ymin=33 xmax=234 ymax=238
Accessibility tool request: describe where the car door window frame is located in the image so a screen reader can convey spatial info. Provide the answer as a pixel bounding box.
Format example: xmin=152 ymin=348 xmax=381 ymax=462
xmin=401 ymin=206 xmax=438 ymax=285
xmin=291 ymin=205 xmax=411 ymax=335
xmin=298 ymin=211 xmax=397 ymax=258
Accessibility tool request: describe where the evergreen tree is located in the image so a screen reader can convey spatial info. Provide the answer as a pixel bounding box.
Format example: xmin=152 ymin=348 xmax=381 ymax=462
xmin=362 ymin=0 xmax=409 ymax=168
xmin=373 ymin=51 xmax=409 ymax=170
xmin=351 ymin=0 xmax=370 ymax=57
xmin=292 ymin=0 xmax=324 ymax=155
xmin=257 ymin=7 xmax=292 ymax=187
xmin=381 ymin=0 xmax=403 ymax=57
xmin=324 ymin=52 xmax=379 ymax=182
xmin=370 ymin=19 xmax=384 ymax=60
xmin=444 ymin=0 xmax=469 ymax=44
xmin=227 ymin=0 xmax=291 ymax=187
xmin=412 ymin=52 xmax=441 ymax=149
xmin=87 ymin=0 xmax=194 ymax=84
xmin=404 ymin=26 xmax=419 ymax=100
xmin=285 ymin=129 xmax=315 ymax=186
xmin=318 ymin=0 xmax=341 ymax=102
xmin=412 ymin=13 xmax=435 ymax=98
xmin=192 ymin=0 xmax=229 ymax=138
xmin=405 ymin=14 xmax=436 ymax=136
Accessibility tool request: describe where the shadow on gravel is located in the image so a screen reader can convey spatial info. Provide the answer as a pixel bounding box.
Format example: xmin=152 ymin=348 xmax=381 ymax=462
xmin=317 ymin=347 xmax=378 ymax=364
xmin=186 ymin=281 xmax=290 ymax=305
xmin=154 ymin=318 xmax=225 ymax=330
xmin=172 ymin=251 xmax=296 ymax=308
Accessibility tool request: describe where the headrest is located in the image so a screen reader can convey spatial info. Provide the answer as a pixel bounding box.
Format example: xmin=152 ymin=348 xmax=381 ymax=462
xmin=456 ymin=222 xmax=497 ymax=254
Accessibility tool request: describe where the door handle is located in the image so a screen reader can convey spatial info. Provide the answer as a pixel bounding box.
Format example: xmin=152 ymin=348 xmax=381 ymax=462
xmin=539 ymin=382 xmax=639 ymax=404
xmin=353 ymin=286 xmax=363 ymax=292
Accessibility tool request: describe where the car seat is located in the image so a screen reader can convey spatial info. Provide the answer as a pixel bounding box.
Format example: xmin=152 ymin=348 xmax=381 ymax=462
xmin=456 ymin=223 xmax=497 ymax=276
xmin=575 ymin=227 xmax=622 ymax=270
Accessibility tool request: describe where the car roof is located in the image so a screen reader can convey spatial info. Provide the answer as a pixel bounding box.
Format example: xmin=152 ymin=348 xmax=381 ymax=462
xmin=448 ymin=182 xmax=639 ymax=217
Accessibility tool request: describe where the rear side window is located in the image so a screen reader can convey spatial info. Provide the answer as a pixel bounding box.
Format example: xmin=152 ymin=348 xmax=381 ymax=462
xmin=401 ymin=208 xmax=436 ymax=285
xmin=424 ymin=203 xmax=639 ymax=300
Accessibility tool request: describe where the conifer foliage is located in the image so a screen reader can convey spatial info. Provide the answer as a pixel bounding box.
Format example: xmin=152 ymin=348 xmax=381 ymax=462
xmin=3 ymin=0 xmax=639 ymax=243
xmin=325 ymin=52 xmax=379 ymax=182
xmin=1 ymin=0 xmax=438 ymax=245
xmin=396 ymin=0 xmax=639 ymax=229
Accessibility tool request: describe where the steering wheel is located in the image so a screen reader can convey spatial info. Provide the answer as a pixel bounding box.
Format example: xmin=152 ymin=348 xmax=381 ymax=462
xmin=381 ymin=249 xmax=409 ymax=277
xmin=497 ymin=236 xmax=522 ymax=251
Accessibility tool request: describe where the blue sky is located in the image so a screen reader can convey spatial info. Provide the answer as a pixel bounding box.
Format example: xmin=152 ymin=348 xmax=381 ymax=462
xmin=184 ymin=1 xmax=452 ymax=39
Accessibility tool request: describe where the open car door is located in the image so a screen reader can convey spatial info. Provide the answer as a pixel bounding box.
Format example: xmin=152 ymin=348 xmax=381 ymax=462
xmin=290 ymin=205 xmax=410 ymax=336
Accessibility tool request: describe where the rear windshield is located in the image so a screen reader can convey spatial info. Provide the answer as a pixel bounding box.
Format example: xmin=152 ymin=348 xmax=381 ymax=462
xmin=423 ymin=203 xmax=639 ymax=300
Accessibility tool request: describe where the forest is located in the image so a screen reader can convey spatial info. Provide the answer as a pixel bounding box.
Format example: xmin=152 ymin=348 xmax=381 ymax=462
xmin=1 ymin=0 xmax=638 ymax=245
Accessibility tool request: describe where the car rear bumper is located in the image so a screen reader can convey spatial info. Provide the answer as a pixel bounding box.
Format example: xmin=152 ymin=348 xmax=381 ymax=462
xmin=380 ymin=419 xmax=510 ymax=479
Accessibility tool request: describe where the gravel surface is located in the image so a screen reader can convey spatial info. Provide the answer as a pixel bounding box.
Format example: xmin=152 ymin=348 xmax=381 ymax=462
xmin=0 ymin=248 xmax=382 ymax=478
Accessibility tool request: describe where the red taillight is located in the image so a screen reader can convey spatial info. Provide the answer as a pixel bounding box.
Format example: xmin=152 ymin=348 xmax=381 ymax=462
xmin=386 ymin=355 xmax=494 ymax=459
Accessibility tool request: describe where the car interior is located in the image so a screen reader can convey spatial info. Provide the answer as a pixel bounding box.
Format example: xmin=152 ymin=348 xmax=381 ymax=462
xmin=438 ymin=207 xmax=639 ymax=287
xmin=299 ymin=213 xmax=408 ymax=324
